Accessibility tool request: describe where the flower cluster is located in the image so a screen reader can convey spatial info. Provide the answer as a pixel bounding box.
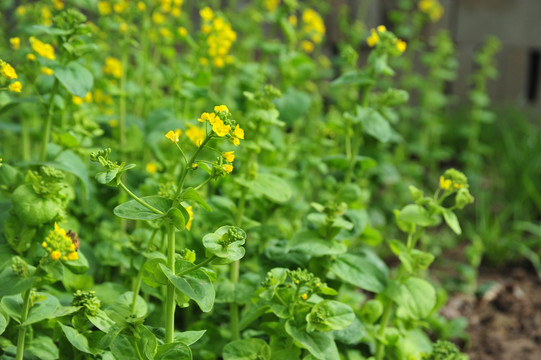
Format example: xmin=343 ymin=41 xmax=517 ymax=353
xmin=438 ymin=168 xmax=468 ymax=191
xmin=103 ymin=57 xmax=122 ymax=78
xmin=29 ymin=37 xmax=56 ymax=60
xmin=41 ymin=223 xmax=79 ymax=261
xmin=73 ymin=92 xmax=93 ymax=105
xmin=367 ymin=25 xmax=407 ymax=54
xmin=165 ymin=129 xmax=182 ymax=143
xmin=72 ymin=290 xmax=101 ymax=316
xmin=264 ymin=0 xmax=280 ymax=12
xmin=200 ymin=7 xmax=236 ymax=68
xmin=418 ymin=0 xmax=444 ymax=22
xmin=198 ymin=105 xmax=244 ymax=145
xmin=0 ymin=60 xmax=22 ymax=93
xmin=302 ymin=9 xmax=325 ymax=45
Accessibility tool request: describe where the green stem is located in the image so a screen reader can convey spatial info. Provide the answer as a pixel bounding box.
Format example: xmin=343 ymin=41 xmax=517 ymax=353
xmin=119 ymin=181 xmax=164 ymax=215
xmin=177 ymin=255 xmax=216 ymax=277
xmin=174 ymin=134 xmax=213 ymax=199
xmin=15 ymin=289 xmax=32 ymax=360
xmin=40 ymin=78 xmax=60 ymax=162
xmin=165 ymin=224 xmax=176 ymax=344
xmin=194 ymin=177 xmax=212 ymax=191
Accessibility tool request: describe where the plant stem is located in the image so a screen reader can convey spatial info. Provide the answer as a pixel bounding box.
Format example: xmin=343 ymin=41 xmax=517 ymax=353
xmin=174 ymin=134 xmax=213 ymax=199
xmin=176 ymin=255 xmax=216 ymax=277
xmin=15 ymin=289 xmax=32 ymax=360
xmin=40 ymin=78 xmax=59 ymax=162
xmin=119 ymin=181 xmax=164 ymax=214
xmin=165 ymin=224 xmax=176 ymax=344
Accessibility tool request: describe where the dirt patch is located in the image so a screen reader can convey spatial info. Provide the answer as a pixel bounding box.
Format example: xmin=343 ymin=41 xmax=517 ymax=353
xmin=444 ymin=266 xmax=541 ymax=359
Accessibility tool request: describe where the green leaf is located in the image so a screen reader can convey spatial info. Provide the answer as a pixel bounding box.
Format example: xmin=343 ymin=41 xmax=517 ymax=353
xmin=385 ymin=277 xmax=436 ymax=320
xmin=273 ymin=88 xmax=311 ymax=124
xmin=0 ymin=312 xmax=6 ymax=335
xmin=63 ymin=249 xmax=89 ymax=274
xmin=111 ymin=335 xmax=138 ymax=359
xmin=331 ymin=71 xmax=375 ymax=87
xmin=23 ymin=293 xmax=59 ymax=325
xmin=202 ymin=226 xmax=246 ymax=264
xmin=180 ymin=188 xmax=212 ymax=212
xmin=48 ymin=149 xmax=90 ymax=200
xmin=113 ymin=196 xmax=171 ymax=221
xmin=443 ymin=210 xmax=461 ymax=235
xmin=26 ymin=336 xmax=59 ymax=360
xmin=159 ymin=261 xmax=215 ymax=312
xmin=155 ymin=342 xmax=192 ymax=360
xmin=87 ymin=309 xmax=115 ymax=332
xmin=167 ymin=208 xmax=186 ymax=231
xmin=288 ymin=231 xmax=347 ymax=256
xmin=397 ymin=204 xmax=435 ymax=227
xmin=235 ymin=173 xmax=292 ymax=203
xmin=306 ymin=300 xmax=355 ymax=332
xmin=285 ymin=320 xmax=339 ymax=360
xmin=59 ymin=322 xmax=92 ymax=354
xmin=356 ymin=106 xmax=391 ymax=143
xmin=141 ymin=257 xmax=168 ymax=288
xmin=174 ymin=330 xmax=206 ymax=346
xmin=223 ymin=338 xmax=271 ymax=360
xmin=136 ymin=325 xmax=158 ymax=359
xmin=330 ymin=253 xmax=388 ymax=293
xmin=0 ymin=267 xmax=33 ymax=297
xmin=52 ymin=61 xmax=94 ymax=98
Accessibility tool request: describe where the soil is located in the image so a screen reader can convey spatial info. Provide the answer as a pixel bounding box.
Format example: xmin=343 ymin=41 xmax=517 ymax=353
xmin=442 ymin=265 xmax=541 ymax=359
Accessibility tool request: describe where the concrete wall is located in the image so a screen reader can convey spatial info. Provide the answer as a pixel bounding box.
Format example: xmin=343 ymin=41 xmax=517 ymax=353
xmin=342 ymin=0 xmax=541 ymax=107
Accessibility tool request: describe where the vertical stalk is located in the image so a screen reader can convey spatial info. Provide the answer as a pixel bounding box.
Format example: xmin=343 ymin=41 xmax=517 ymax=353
xmin=165 ymin=224 xmax=176 ymax=343
xmin=119 ymin=42 xmax=129 ymax=150
xmin=21 ymin=117 xmax=30 ymax=161
xmin=15 ymin=289 xmax=32 ymax=360
xmin=40 ymin=78 xmax=60 ymax=162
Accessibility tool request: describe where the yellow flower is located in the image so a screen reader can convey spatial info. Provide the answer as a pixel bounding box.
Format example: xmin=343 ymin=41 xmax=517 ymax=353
xmin=191 ymin=162 xmax=198 ymax=169
xmin=264 ymin=0 xmax=280 ymax=11
xmin=233 ymin=125 xmax=244 ymax=139
xmin=27 ymin=53 xmax=36 ymax=61
xmin=165 ymin=129 xmax=182 ymax=143
xmin=103 ymin=57 xmax=122 ymax=78
xmin=73 ymin=96 xmax=84 ymax=105
xmin=119 ymin=22 xmax=129 ymax=33
xmin=366 ymin=29 xmax=379 ymax=47
xmin=185 ymin=205 xmax=194 ymax=230
xmin=232 ymin=137 xmax=240 ymax=146
xmin=41 ymin=67 xmax=54 ymax=76
xmin=160 ymin=28 xmax=172 ymax=38
xmin=301 ymin=293 xmax=308 ymax=300
xmin=9 ymin=81 xmax=22 ymax=93
xmin=146 ymin=162 xmax=158 ymax=174
xmin=67 ymin=252 xmax=79 ymax=261
xmin=186 ymin=125 xmax=205 ymax=146
xmin=178 ymin=27 xmax=188 ymax=36
xmin=213 ymin=57 xmax=225 ymax=68
xmin=222 ymin=151 xmax=235 ymax=162
xmin=30 ymin=38 xmax=56 ymax=60
xmin=377 ymin=25 xmax=387 ymax=33
xmin=198 ymin=112 xmax=210 ymax=122
xmin=10 ymin=37 xmax=20 ymax=50
xmin=42 ymin=242 xmax=48 ymax=248
xmin=288 ymin=15 xmax=297 ymax=26
xmin=207 ymin=113 xmax=218 ymax=125
xmin=302 ymin=8 xmax=325 ymax=43
xmin=222 ymin=164 xmax=233 ymax=173
xmin=214 ymin=105 xmax=229 ymax=113
xmin=137 ymin=1 xmax=146 ymax=11
xmin=51 ymin=250 xmax=62 ymax=261
xmin=97 ymin=1 xmax=112 ymax=15
xmin=396 ymin=39 xmax=407 ymax=53
xmin=53 ymin=0 xmax=65 ymax=10
xmin=200 ymin=57 xmax=209 ymax=66
xmin=200 ymin=6 xmax=214 ymax=21
xmin=439 ymin=176 xmax=452 ymax=190
xmin=301 ymin=40 xmax=314 ymax=53
xmin=1 ymin=62 xmax=17 ymax=80
xmin=212 ymin=118 xmax=231 ymax=137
